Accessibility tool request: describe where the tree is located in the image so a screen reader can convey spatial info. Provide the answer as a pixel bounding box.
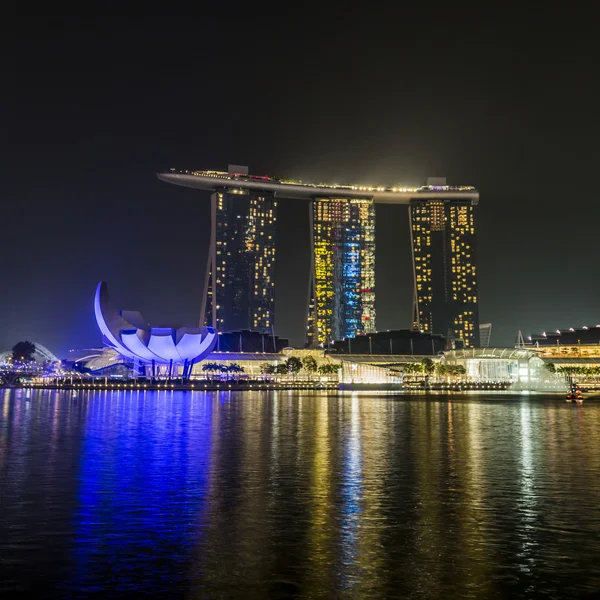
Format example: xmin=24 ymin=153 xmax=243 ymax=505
xmin=555 ymin=365 xmax=600 ymax=382
xmin=403 ymin=363 xmax=423 ymax=375
xmin=435 ymin=363 xmax=448 ymax=377
xmin=276 ymin=363 xmax=288 ymax=375
xmin=444 ymin=364 xmax=466 ymax=378
xmin=12 ymin=341 xmax=36 ymax=363
xmin=421 ymin=358 xmax=435 ymax=375
xmin=302 ymin=355 xmax=318 ymax=374
xmin=260 ymin=363 xmax=276 ymax=375
xmin=545 ymin=362 xmax=556 ymax=374
xmin=317 ymin=363 xmax=340 ymax=377
xmin=201 ymin=362 xmax=221 ymax=379
xmin=226 ymin=363 xmax=245 ymax=378
xmin=286 ymin=357 xmax=303 ymax=377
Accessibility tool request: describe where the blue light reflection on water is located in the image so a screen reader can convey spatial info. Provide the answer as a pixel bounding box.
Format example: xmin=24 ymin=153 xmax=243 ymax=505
xmin=339 ymin=394 xmax=362 ymax=589
xmin=68 ymin=390 xmax=215 ymax=595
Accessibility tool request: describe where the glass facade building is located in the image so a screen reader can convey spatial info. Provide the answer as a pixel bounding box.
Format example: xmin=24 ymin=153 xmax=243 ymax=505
xmin=307 ymin=197 xmax=376 ymax=346
xmin=410 ymin=198 xmax=480 ymax=347
xmin=203 ymin=190 xmax=277 ymax=333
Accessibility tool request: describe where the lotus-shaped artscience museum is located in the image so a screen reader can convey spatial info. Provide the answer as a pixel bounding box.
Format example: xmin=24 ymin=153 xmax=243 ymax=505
xmin=94 ymin=282 xmax=217 ymax=365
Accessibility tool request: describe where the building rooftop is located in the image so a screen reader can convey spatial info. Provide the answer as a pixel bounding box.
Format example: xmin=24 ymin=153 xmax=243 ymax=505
xmin=445 ymin=348 xmax=539 ymax=360
xmin=530 ymin=326 xmax=600 ymax=346
xmin=330 ymin=354 xmax=440 ymax=364
xmin=157 ymin=168 xmax=479 ymax=205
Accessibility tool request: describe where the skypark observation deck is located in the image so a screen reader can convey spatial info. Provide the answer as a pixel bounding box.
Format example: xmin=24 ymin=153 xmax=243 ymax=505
xmin=157 ymin=169 xmax=479 ymax=204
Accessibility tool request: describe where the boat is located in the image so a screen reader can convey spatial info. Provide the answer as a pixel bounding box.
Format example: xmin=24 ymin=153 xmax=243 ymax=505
xmin=566 ymin=387 xmax=584 ymax=403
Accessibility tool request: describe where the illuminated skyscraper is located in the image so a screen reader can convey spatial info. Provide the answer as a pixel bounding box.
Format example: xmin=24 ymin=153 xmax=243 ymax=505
xmin=307 ymin=197 xmax=375 ymax=346
xmin=410 ymin=193 xmax=480 ymax=347
xmin=202 ymin=189 xmax=277 ymax=332
xmin=158 ymin=168 xmax=479 ymax=343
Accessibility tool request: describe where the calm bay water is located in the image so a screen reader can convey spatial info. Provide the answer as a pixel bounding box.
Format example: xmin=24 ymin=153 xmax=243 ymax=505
xmin=1 ymin=389 xmax=600 ymax=599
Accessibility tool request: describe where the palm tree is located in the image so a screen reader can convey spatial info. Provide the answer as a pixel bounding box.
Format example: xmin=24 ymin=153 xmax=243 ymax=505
xmin=421 ymin=358 xmax=435 ymax=375
xmin=221 ymin=364 xmax=231 ymax=380
xmin=317 ymin=363 xmax=340 ymax=379
xmin=226 ymin=363 xmax=245 ymax=379
xmin=402 ymin=363 xmax=423 ymax=378
xmin=201 ymin=362 xmax=220 ymax=380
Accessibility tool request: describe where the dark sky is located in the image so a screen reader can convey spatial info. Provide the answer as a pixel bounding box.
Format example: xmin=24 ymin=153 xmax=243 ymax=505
xmin=3 ymin=11 xmax=600 ymax=356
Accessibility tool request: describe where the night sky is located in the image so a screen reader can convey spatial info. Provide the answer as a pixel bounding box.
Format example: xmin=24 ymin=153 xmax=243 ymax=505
xmin=4 ymin=12 xmax=600 ymax=357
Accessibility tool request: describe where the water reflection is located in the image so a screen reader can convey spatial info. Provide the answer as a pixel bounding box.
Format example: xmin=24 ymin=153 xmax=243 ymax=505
xmin=70 ymin=390 xmax=215 ymax=595
xmin=517 ymin=403 xmax=538 ymax=580
xmin=339 ymin=394 xmax=362 ymax=590
xmin=1 ymin=390 xmax=600 ymax=598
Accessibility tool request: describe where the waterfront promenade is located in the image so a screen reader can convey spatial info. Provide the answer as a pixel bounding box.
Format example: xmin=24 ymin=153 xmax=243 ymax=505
xmin=15 ymin=379 xmax=522 ymax=393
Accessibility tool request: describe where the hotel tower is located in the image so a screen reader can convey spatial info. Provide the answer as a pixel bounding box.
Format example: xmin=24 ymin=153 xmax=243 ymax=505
xmin=197 ymin=167 xmax=277 ymax=333
xmin=410 ymin=179 xmax=480 ymax=347
xmin=306 ymin=197 xmax=376 ymax=346
xmin=158 ymin=169 xmax=480 ymax=347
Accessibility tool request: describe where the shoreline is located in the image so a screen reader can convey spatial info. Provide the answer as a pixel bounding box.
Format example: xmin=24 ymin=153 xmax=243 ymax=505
xmin=2 ymin=381 xmax=571 ymax=394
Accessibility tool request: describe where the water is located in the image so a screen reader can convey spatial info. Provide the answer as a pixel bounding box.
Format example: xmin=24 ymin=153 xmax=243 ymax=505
xmin=1 ymin=389 xmax=600 ymax=599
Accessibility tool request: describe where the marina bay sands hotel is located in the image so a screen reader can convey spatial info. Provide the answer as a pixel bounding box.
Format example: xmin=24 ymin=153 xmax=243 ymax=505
xmin=158 ymin=166 xmax=480 ymax=348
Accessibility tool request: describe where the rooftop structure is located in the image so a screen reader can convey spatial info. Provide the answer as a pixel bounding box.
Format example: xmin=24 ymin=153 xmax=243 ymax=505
xmin=157 ymin=168 xmax=479 ymax=204
xmin=211 ymin=330 xmax=288 ymax=353
xmin=329 ymin=329 xmax=446 ymax=355
xmin=530 ymin=325 xmax=600 ymax=346
xmin=528 ymin=325 xmax=600 ymax=359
